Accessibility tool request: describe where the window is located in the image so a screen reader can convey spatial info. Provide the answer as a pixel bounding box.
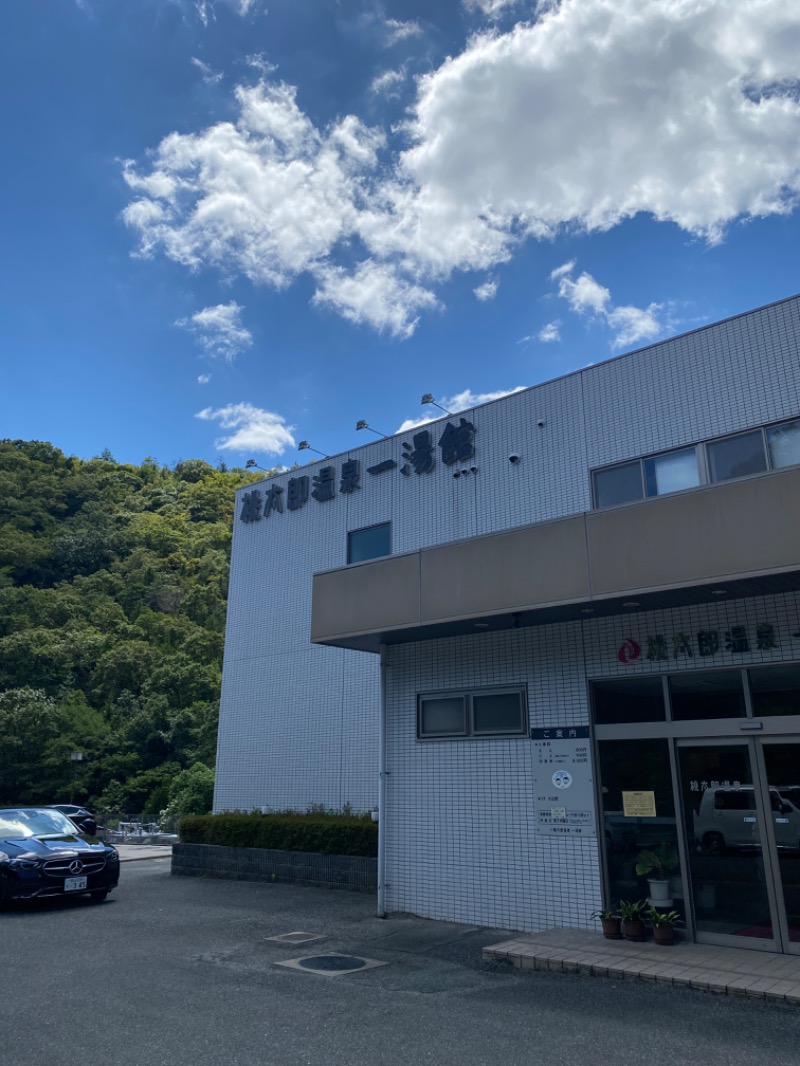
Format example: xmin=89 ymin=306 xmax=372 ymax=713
xmin=347 ymin=522 xmax=390 ymax=564
xmin=591 ymin=414 xmax=800 ymax=510
xmin=767 ymin=418 xmax=800 ymax=470
xmin=644 ymin=447 xmax=700 ymax=496
xmin=592 ymin=677 xmax=665 ymax=725
xmin=593 ymin=462 xmax=643 ymax=508
xmin=668 ymin=671 xmax=746 ymax=721
xmin=417 ymin=687 xmax=527 ymax=739
xmin=749 ymin=665 xmax=800 ymax=717
xmin=707 ymin=430 xmax=767 ymax=483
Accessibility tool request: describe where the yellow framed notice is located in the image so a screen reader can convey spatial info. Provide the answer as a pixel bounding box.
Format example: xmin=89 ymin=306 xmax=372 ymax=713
xmin=622 ymin=790 xmax=657 ymax=818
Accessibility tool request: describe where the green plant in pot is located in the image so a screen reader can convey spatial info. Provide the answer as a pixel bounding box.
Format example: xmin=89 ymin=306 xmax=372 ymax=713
xmin=635 ymin=843 xmax=679 ymax=906
xmin=591 ymin=903 xmax=622 ymax=940
xmin=647 ymin=907 xmax=684 ymax=946
xmin=619 ymin=899 xmax=649 ymax=941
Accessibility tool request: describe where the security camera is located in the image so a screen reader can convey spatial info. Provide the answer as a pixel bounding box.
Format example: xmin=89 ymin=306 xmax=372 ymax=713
xmin=536 ymin=419 xmax=546 ymax=428
xmin=453 ymin=470 xmax=461 ymax=478
xmin=508 ymin=453 xmax=521 ymax=464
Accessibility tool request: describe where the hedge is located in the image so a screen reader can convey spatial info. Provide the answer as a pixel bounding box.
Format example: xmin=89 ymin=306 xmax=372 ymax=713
xmin=179 ymin=812 xmax=378 ymax=857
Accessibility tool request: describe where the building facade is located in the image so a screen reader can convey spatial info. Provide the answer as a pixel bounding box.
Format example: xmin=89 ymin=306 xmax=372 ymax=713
xmin=217 ymin=294 xmax=800 ymax=955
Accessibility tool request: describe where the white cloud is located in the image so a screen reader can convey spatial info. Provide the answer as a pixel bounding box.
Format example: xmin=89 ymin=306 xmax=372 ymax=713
xmin=606 ymin=305 xmax=664 ymax=349
xmin=538 ymin=321 xmax=560 ymax=342
xmin=553 ymin=264 xmax=666 ymax=348
xmin=463 ymin=0 xmax=521 ymax=17
xmin=123 ymin=2 xmax=800 ymax=337
xmin=385 ymin=18 xmax=423 ymax=44
xmin=473 ymin=279 xmax=498 ymax=301
xmin=195 ymin=402 xmax=295 ymax=454
xmin=398 ymin=385 xmax=526 ymax=432
xmin=370 ymin=68 xmax=407 ymax=96
xmin=198 ymin=373 xmax=212 ymax=384
xmin=312 ymin=261 xmax=439 ymax=339
xmin=557 ymin=272 xmax=610 ymax=316
xmin=549 ymin=260 xmax=575 ymax=281
xmin=176 ymin=302 xmax=253 ymax=361
xmin=191 ymin=57 xmax=223 ymax=85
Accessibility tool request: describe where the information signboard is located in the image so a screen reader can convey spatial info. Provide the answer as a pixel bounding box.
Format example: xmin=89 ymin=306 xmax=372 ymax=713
xmin=531 ymin=726 xmax=595 ymax=837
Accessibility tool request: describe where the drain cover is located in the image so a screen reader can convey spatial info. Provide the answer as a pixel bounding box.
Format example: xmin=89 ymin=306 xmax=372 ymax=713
xmin=265 ymin=932 xmax=327 ymax=945
xmin=275 ymin=953 xmax=389 ymax=977
xmin=298 ymin=955 xmax=366 ymax=972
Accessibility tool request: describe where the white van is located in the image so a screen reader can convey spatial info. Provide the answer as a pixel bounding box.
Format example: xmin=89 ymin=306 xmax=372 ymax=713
xmin=693 ymin=786 xmax=800 ymax=855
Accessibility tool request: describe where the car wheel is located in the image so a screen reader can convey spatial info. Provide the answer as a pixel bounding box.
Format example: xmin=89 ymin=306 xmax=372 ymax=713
xmin=703 ymin=832 xmax=725 ymax=856
xmin=89 ymin=889 xmax=109 ymax=903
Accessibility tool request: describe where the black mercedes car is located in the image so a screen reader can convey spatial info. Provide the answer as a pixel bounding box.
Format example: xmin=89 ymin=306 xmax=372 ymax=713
xmin=0 ymin=807 xmax=120 ymax=904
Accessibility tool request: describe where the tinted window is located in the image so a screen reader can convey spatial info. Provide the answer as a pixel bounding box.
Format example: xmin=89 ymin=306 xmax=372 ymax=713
xmin=749 ymin=666 xmax=800 ymax=717
xmin=644 ymin=447 xmax=700 ymax=496
xmin=669 ymin=671 xmax=746 ymax=720
xmin=418 ymin=697 xmax=466 ymax=737
xmin=593 ymin=462 xmax=643 ymax=508
xmin=707 ymin=431 xmax=766 ymax=482
xmin=592 ymin=677 xmax=665 ymax=724
xmin=767 ymin=419 xmax=800 ymax=470
xmin=347 ymin=522 xmax=391 ymax=564
xmin=472 ymin=692 xmax=525 ymax=735
xmin=714 ymin=790 xmax=755 ymax=811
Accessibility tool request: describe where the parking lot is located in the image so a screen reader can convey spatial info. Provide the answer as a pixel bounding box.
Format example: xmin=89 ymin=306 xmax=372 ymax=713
xmin=1 ymin=858 xmax=799 ymax=1066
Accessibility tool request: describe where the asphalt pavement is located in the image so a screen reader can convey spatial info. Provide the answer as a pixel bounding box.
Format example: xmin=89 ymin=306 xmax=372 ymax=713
xmin=1 ymin=858 xmax=798 ymax=1066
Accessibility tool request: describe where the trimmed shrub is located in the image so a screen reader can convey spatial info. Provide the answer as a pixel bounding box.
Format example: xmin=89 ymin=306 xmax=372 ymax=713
xmin=179 ymin=812 xmax=378 ymax=857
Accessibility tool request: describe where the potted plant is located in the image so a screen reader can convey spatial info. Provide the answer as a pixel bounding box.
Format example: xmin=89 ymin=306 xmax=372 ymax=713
xmin=619 ymin=899 xmax=648 ymax=941
xmin=635 ymin=843 xmax=679 ymax=906
xmin=591 ymin=904 xmax=622 ymax=940
xmin=648 ymin=907 xmax=683 ymax=946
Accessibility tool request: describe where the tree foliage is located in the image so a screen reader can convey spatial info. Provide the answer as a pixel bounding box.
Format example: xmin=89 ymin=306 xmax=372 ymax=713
xmin=0 ymin=439 xmax=277 ymax=816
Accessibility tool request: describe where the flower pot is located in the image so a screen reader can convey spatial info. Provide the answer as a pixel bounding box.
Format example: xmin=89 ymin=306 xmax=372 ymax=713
xmin=647 ymin=878 xmax=673 ymax=907
xmin=622 ymin=918 xmax=646 ymax=942
xmin=652 ymin=923 xmax=676 ymax=946
xmin=600 ymin=916 xmax=622 ymax=940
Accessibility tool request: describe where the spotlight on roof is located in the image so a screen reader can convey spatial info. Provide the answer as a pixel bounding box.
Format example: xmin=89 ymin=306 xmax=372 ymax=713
xmin=420 ymin=394 xmax=452 ymax=415
xmin=298 ymin=441 xmax=329 ymax=458
xmin=356 ymin=421 xmax=388 ymax=438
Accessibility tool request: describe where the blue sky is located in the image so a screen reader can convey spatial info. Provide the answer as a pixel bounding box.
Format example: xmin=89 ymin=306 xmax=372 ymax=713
xmin=1 ymin=0 xmax=799 ymax=468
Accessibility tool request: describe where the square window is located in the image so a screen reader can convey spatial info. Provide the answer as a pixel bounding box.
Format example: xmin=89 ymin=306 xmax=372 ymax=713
xmin=347 ymin=522 xmax=391 ymax=564
xmin=418 ymin=696 xmax=466 ymax=737
xmin=767 ymin=419 xmax=800 ymax=470
xmin=472 ymin=691 xmax=526 ymax=735
xmin=644 ymin=447 xmax=699 ymax=497
xmin=707 ymin=431 xmax=767 ymax=482
xmin=593 ymin=462 xmax=643 ymax=508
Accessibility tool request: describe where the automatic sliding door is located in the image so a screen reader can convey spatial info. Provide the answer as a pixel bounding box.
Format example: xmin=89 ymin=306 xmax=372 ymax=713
xmin=761 ymin=742 xmax=800 ymax=951
xmin=677 ymin=743 xmax=777 ymax=949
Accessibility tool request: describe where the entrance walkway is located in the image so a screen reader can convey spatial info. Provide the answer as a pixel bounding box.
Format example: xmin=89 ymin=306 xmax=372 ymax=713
xmin=483 ymin=927 xmax=800 ymax=1004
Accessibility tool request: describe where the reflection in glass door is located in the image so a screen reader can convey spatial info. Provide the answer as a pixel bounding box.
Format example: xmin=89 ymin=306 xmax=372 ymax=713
xmin=678 ymin=743 xmax=776 ymax=948
xmin=678 ymin=741 xmax=800 ymax=952
xmin=762 ymin=742 xmax=800 ymax=947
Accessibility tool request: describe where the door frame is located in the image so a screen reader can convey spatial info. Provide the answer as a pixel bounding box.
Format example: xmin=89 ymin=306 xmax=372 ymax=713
xmin=674 ymin=736 xmax=795 ymax=953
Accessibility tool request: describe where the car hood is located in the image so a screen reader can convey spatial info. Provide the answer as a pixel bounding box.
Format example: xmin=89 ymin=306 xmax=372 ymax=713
xmin=0 ymin=834 xmax=106 ymax=859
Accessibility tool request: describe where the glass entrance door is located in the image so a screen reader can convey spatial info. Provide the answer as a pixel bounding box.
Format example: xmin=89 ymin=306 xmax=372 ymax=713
xmin=677 ymin=740 xmax=800 ymax=953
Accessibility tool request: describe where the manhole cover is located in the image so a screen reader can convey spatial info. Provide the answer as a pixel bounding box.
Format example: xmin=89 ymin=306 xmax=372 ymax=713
xmin=274 ymin=953 xmax=389 ymax=977
xmin=298 ymin=955 xmax=366 ymax=972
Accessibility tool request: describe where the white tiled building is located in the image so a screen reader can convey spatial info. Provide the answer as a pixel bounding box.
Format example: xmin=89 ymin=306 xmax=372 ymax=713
xmin=216 ymin=294 xmax=800 ymax=955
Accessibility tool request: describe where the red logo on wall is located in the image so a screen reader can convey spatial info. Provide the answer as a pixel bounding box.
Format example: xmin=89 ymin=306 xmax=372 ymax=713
xmin=617 ymin=638 xmax=641 ymax=664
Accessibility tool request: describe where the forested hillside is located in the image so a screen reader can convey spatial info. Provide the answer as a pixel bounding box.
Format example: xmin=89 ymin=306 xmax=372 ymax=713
xmin=0 ymin=439 xmax=269 ymax=822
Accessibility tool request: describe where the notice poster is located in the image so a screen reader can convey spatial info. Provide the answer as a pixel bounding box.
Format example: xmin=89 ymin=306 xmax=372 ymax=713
xmin=531 ymin=726 xmax=595 ymax=837
xmin=622 ymin=790 xmax=657 ymax=818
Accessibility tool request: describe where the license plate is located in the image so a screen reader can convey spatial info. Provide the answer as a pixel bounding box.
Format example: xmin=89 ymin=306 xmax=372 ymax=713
xmin=64 ymin=876 xmax=87 ymax=892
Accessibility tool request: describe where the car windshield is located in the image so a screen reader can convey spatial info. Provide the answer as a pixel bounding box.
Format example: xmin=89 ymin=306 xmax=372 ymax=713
xmin=0 ymin=808 xmax=77 ymax=838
